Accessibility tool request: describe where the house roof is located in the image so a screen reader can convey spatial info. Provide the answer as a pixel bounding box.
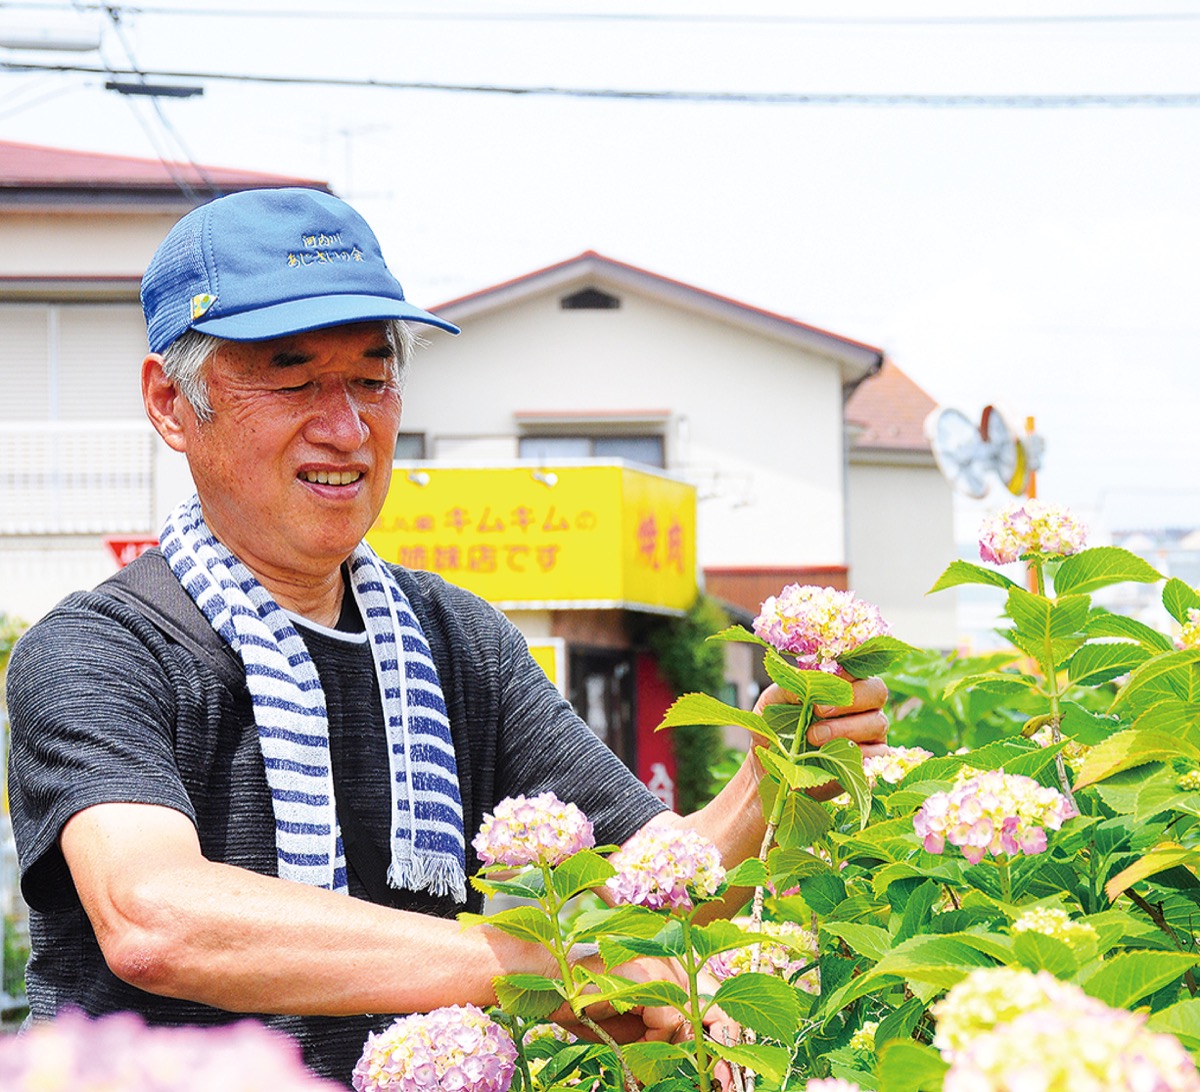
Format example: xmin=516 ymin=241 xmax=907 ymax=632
xmin=845 ymin=358 xmax=937 ymax=453
xmin=0 ymin=139 xmax=328 ymax=207
xmin=433 ymin=250 xmax=886 ymax=387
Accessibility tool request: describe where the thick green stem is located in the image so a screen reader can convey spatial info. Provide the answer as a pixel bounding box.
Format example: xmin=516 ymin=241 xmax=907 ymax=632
xmin=996 ymin=857 xmax=1013 ymax=904
xmin=679 ymin=916 xmax=715 ymax=1091
xmin=1033 ymin=559 xmax=1080 ymax=815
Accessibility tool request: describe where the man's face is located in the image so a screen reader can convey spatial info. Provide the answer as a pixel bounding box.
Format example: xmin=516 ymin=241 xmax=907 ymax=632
xmin=173 ymin=321 xmax=402 ymax=584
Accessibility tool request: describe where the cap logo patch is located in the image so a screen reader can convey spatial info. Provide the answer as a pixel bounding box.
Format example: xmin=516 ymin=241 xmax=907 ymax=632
xmin=191 ymin=293 xmax=216 ymax=319
xmin=287 ymin=229 xmax=365 ymax=268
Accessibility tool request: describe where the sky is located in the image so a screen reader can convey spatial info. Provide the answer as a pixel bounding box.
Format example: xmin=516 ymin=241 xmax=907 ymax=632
xmin=2 ymin=0 xmax=1198 ymax=542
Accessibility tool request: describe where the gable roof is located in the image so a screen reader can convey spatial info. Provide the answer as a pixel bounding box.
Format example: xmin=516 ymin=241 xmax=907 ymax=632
xmin=433 ymin=250 xmax=885 ymax=386
xmin=845 ymin=358 xmax=937 ymax=454
xmin=0 ymin=139 xmax=328 ymax=209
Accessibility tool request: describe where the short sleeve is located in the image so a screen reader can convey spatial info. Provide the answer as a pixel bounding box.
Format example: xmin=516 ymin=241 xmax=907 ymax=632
xmin=6 ymin=595 xmax=198 ymax=911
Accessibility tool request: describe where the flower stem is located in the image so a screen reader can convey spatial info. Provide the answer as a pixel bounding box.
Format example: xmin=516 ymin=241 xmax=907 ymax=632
xmin=679 ymin=916 xmax=715 ymax=1092
xmin=996 ymin=857 xmax=1013 ymax=904
xmin=1033 ymin=558 xmax=1080 ymax=816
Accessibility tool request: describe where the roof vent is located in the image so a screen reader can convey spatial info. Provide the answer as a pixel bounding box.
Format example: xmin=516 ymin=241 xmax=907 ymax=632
xmin=560 ymin=287 xmax=620 ymax=310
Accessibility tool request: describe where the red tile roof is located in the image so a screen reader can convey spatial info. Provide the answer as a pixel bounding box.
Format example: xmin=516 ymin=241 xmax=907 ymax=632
xmin=0 ymin=139 xmax=327 ymax=192
xmin=845 ymin=358 xmax=937 ymax=451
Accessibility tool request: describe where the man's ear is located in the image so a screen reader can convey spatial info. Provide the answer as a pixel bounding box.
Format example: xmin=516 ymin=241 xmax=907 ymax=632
xmin=142 ymin=354 xmax=190 ymax=453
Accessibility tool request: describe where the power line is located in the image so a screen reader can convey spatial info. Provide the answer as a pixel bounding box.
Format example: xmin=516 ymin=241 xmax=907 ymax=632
xmin=4 ymin=2 xmax=1200 ymax=26
xmin=4 ymin=61 xmax=1199 ymax=107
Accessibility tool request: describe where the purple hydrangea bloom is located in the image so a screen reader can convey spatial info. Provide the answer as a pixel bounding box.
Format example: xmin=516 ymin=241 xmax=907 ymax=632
xmin=606 ymin=823 xmax=725 ymax=913
xmin=473 ymin=792 xmax=595 ymax=868
xmin=753 ymin=585 xmax=890 ymax=672
xmin=353 ymin=1005 xmax=517 ymax=1092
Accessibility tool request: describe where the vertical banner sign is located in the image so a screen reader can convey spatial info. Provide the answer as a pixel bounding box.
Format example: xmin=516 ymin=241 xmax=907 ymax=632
xmin=368 ymin=464 xmax=697 ymax=613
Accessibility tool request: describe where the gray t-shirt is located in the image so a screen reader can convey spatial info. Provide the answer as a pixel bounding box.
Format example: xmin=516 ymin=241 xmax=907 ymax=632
xmin=6 ymin=560 xmax=665 ymax=1085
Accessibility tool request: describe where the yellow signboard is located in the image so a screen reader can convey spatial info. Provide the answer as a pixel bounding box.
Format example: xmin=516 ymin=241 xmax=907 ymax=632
xmin=368 ymin=464 xmax=696 ymax=613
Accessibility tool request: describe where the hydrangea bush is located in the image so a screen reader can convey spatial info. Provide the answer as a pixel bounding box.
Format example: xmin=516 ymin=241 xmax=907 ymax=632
xmin=452 ymin=504 xmax=1200 ymax=1092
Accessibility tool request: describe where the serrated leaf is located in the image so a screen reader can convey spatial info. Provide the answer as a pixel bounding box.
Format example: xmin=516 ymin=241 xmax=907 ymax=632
xmin=1086 ymin=607 xmax=1175 ymax=652
xmin=1080 ymin=950 xmax=1200 ymax=1009
xmin=1067 ymin=641 xmax=1152 ymax=686
xmin=1060 ymin=700 xmax=1124 ymax=745
xmin=1105 ymin=844 xmax=1200 ymax=900
xmin=1012 ymin=931 xmax=1081 ymax=977
xmin=621 ymin=1042 xmax=692 ymax=1086
xmin=1113 ymin=649 xmax=1200 ymax=711
xmin=1164 ymin=578 xmax=1200 ymax=626
xmin=656 ymin=692 xmax=772 ymax=740
xmin=943 ymin=671 xmax=1036 ymax=700
xmin=822 ymin=921 xmax=892 ymax=961
xmin=1147 ymin=998 xmax=1200 ymax=1048
xmin=1054 ymin=546 xmax=1162 ymax=595
xmin=1006 ymin=587 xmax=1091 ymax=671
xmin=569 ymin=904 xmax=663 ymax=946
xmin=875 ymin=1040 xmax=949 ymax=1092
xmin=764 ymin=649 xmax=855 ymax=707
xmin=492 ymin=973 xmax=564 ymax=1018
xmin=478 ymin=905 xmax=557 ymax=946
xmin=812 ymin=736 xmax=871 ymax=825
xmin=598 ymin=934 xmax=679 ymax=967
xmin=776 ymin=788 xmax=834 ymax=849
xmin=929 ymin=559 xmax=1018 ymax=594
xmin=708 ymin=624 xmax=770 ymax=647
xmin=707 ymin=1041 xmax=791 ymax=1082
xmin=595 ymin=979 xmax=692 ymax=1013
xmin=758 ymin=747 xmax=839 ymax=792
xmin=1132 ymin=700 xmax=1200 ymax=740
xmin=1074 ymin=729 xmax=1200 ymax=789
xmin=470 ymin=869 xmax=546 ymax=900
xmin=688 ymin=919 xmax=772 ymax=963
xmin=713 ymin=972 xmax=801 ymax=1041
xmin=550 ymin=849 xmax=615 ymax=902
xmin=838 ymin=635 xmax=920 ymax=678
xmin=723 ymin=857 xmax=770 ymax=890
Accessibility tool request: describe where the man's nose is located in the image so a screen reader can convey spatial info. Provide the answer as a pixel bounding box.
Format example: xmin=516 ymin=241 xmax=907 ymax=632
xmin=307 ymin=383 xmax=369 ymax=449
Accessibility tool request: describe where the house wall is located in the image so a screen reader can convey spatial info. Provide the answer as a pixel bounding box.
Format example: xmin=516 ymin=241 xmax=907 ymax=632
xmin=403 ymin=286 xmax=849 ymax=572
xmin=0 ymin=211 xmax=178 ymax=275
xmin=846 ymin=456 xmax=958 ymax=649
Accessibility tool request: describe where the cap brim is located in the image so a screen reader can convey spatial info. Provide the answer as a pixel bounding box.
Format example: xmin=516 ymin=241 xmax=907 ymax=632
xmin=191 ymin=293 xmax=460 ymax=339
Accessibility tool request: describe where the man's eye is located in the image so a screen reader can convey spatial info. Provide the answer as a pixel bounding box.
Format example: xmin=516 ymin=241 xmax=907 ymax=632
xmin=358 ymin=378 xmax=389 ymax=392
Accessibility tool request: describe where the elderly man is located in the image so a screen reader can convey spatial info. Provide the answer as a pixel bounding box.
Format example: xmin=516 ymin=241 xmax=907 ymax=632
xmin=6 ymin=188 xmax=887 ymax=1085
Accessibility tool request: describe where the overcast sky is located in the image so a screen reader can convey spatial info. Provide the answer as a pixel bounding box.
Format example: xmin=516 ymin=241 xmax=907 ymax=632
xmin=3 ymin=0 xmax=1198 ymax=541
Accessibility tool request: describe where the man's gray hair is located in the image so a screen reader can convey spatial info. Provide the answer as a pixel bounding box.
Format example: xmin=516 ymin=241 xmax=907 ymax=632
xmin=159 ymin=319 xmax=417 ymax=422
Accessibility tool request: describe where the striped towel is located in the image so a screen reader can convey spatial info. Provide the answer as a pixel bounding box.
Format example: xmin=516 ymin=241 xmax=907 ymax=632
xmin=159 ymin=494 xmax=466 ymax=901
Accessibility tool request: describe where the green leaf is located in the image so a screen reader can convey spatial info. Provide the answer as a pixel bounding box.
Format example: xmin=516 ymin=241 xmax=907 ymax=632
xmin=1054 ymin=546 xmax=1163 ymax=595
xmin=593 ymin=979 xmax=692 ymax=1013
xmin=470 ymin=869 xmax=546 ymax=900
xmin=942 ymin=671 xmax=1037 ymax=700
xmin=1005 ymin=587 xmax=1091 ymax=671
xmin=598 ymin=933 xmax=679 ymax=967
xmin=1113 ymin=649 xmax=1200 ymax=711
xmin=775 ymin=789 xmax=834 ymax=850
xmin=874 ymin=996 xmax=927 ymax=1049
xmin=1132 ymin=700 xmax=1200 ymax=739
xmin=1104 ymin=844 xmax=1200 ymax=900
xmin=1086 ymin=607 xmax=1175 ymax=652
xmin=475 ymin=905 xmax=557 ymax=946
xmin=689 ymin=919 xmax=772 ymax=963
xmin=551 ymin=849 xmax=615 ymax=902
xmin=764 ymin=649 xmax=855 ymax=707
xmin=1060 ymin=700 xmax=1124 ymax=745
xmin=707 ymin=1041 xmax=791 ymax=1083
xmin=812 ymin=737 xmax=871 ymax=825
xmin=723 ymin=857 xmax=769 ymax=890
xmin=1080 ymin=950 xmax=1200 ymax=1009
xmin=713 ymin=972 xmax=801 ymax=1041
xmin=875 ymin=1040 xmax=949 ymax=1092
xmin=1074 ymin=729 xmax=1200 ymax=789
xmin=1012 ymin=931 xmax=1081 ymax=977
xmin=708 ymin=624 xmax=769 ymax=647
xmin=821 ymin=921 xmax=893 ymax=962
xmin=656 ymin=691 xmax=771 ymax=740
xmin=1067 ymin=641 xmax=1152 ymax=686
xmin=621 ymin=1042 xmax=692 ymax=1087
xmin=492 ymin=973 xmax=564 ymax=1019
xmin=1147 ymin=998 xmax=1200 ymax=1048
xmin=929 ymin=559 xmax=1018 ymax=594
xmin=757 ymin=747 xmax=840 ymax=793
xmin=838 ymin=635 xmax=920 ymax=678
xmin=1164 ymin=578 xmax=1200 ymax=626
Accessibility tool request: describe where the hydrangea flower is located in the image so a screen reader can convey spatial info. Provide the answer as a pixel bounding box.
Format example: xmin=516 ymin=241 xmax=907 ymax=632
xmin=753 ymin=585 xmax=890 ymax=672
xmin=0 ymin=1009 xmax=337 ymax=1091
xmin=1011 ymin=906 xmax=1098 ymax=949
xmin=931 ymin=966 xmax=1089 ymax=1060
xmin=1179 ymin=770 xmax=1200 ymax=792
xmin=353 ymin=1005 xmax=517 ymax=1092
xmin=473 ymin=792 xmax=595 ymax=868
xmin=1178 ymin=607 xmax=1200 ymax=652
xmin=849 ymin=1020 xmax=879 ymax=1051
xmin=913 ymin=768 xmax=1074 ymax=865
xmin=978 ymin=500 xmax=1088 ymax=565
xmin=942 ymin=989 xmax=1200 ymax=1090
xmin=705 ymin=918 xmax=820 ymax=993
xmin=865 ymin=745 xmax=934 ymax=788
xmin=1031 ymin=724 xmax=1090 ymax=775
xmin=606 ymin=823 xmax=725 ymax=912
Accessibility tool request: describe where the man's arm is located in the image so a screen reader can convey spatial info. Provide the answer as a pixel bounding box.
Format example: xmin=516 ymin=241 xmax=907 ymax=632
xmin=60 ymin=801 xmax=550 ymax=1016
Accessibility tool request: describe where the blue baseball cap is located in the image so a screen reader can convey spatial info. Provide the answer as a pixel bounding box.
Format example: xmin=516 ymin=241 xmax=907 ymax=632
xmin=140 ymin=187 xmax=459 ymax=354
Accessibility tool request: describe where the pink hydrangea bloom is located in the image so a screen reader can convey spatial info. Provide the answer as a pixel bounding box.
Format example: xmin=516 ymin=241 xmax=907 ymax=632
xmin=864 ymin=745 xmax=934 ymax=788
xmin=607 ymin=823 xmax=725 ymax=912
xmin=705 ymin=918 xmax=820 ymax=994
xmin=0 ymin=1010 xmax=337 ymax=1091
xmin=473 ymin=792 xmax=595 ymax=868
xmin=753 ymin=585 xmax=890 ymax=672
xmin=978 ymin=500 xmax=1088 ymax=565
xmin=353 ymin=1005 xmax=517 ymax=1092
xmin=913 ymin=768 xmax=1074 ymax=865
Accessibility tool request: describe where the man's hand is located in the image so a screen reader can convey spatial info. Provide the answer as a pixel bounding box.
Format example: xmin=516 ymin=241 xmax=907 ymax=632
xmin=752 ymin=674 xmax=889 ymax=800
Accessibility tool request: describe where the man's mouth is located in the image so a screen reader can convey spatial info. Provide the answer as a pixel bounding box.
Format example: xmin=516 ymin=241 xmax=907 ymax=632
xmin=300 ymin=470 xmax=363 ymax=486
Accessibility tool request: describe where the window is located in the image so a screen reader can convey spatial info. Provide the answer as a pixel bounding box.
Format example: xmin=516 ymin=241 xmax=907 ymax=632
xmin=560 ymin=287 xmax=620 ymax=310
xmin=519 ymin=433 xmax=664 ymax=469
xmin=393 ymin=432 xmax=426 ymax=460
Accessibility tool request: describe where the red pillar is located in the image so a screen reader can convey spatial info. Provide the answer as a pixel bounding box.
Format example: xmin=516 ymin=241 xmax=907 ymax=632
xmin=635 ymin=651 xmax=678 ymax=812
